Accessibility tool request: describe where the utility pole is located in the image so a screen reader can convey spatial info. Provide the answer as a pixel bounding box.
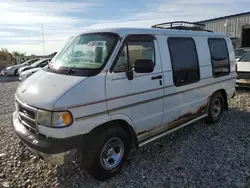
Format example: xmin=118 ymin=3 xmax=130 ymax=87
xmin=41 ymin=24 xmax=45 ymax=55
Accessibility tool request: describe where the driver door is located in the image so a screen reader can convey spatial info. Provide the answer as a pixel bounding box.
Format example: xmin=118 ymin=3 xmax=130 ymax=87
xmin=106 ymin=35 xmax=164 ymax=135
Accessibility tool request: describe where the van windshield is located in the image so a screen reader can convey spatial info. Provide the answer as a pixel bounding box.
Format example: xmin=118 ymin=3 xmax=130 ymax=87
xmin=51 ymin=33 xmax=118 ymax=70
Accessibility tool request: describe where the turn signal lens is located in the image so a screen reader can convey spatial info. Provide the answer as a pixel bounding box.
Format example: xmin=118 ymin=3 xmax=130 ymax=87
xmin=52 ymin=111 xmax=73 ymax=127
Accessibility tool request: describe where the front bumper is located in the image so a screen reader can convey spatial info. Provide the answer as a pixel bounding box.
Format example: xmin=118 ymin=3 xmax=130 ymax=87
xmin=11 ymin=111 xmax=83 ymax=165
xmin=18 ymin=75 xmax=25 ymax=82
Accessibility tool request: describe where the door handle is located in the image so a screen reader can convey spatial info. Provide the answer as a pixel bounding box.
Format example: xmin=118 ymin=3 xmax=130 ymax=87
xmin=151 ymin=75 xmax=162 ymax=80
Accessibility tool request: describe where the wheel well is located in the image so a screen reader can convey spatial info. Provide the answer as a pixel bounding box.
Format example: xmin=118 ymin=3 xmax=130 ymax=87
xmin=90 ymin=120 xmax=139 ymax=150
xmin=215 ymin=89 xmax=228 ymax=110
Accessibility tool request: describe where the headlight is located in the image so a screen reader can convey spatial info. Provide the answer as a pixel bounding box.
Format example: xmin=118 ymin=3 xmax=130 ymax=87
xmin=37 ymin=110 xmax=52 ymax=126
xmin=37 ymin=110 xmax=72 ymax=127
xmin=20 ymin=72 xmax=28 ymax=77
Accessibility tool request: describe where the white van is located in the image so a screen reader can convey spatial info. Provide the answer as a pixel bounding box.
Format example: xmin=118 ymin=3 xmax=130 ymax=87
xmin=12 ymin=22 xmax=236 ymax=180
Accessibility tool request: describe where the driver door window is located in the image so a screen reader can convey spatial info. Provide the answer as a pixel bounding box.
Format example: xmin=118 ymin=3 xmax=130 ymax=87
xmin=113 ymin=41 xmax=155 ymax=73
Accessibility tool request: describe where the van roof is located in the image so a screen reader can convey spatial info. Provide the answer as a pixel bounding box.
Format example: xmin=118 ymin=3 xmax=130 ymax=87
xmin=79 ymin=27 xmax=227 ymax=38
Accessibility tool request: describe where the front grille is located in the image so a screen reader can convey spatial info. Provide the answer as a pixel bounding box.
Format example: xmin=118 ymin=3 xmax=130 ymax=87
xmin=15 ymin=99 xmax=37 ymax=130
xmin=237 ymin=72 xmax=250 ymax=79
xmin=19 ymin=105 xmax=35 ymax=119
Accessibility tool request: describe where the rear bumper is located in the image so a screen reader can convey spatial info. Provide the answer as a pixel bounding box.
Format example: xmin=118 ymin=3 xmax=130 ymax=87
xmin=236 ymin=79 xmax=250 ymax=88
xmin=11 ymin=111 xmax=84 ymax=165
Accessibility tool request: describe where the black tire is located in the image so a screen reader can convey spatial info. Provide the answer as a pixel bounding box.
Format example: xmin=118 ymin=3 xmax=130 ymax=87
xmin=14 ymin=69 xmax=18 ymax=76
xmin=82 ymin=125 xmax=129 ymax=181
xmin=206 ymin=92 xmax=224 ymax=124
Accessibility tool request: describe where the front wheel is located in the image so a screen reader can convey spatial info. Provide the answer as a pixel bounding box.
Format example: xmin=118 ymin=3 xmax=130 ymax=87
xmin=206 ymin=92 xmax=224 ymax=124
xmin=14 ymin=69 xmax=18 ymax=76
xmin=82 ymin=125 xmax=129 ymax=181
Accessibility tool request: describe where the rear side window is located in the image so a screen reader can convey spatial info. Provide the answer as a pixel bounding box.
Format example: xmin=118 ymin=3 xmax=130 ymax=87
xmin=168 ymin=37 xmax=200 ymax=86
xmin=208 ymin=38 xmax=230 ymax=77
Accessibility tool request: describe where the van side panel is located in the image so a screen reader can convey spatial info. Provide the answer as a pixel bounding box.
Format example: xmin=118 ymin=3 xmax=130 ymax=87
xmin=195 ymin=36 xmax=213 ymax=79
xmin=159 ymin=35 xmax=207 ymax=127
xmin=160 ymin=35 xmax=236 ymax=129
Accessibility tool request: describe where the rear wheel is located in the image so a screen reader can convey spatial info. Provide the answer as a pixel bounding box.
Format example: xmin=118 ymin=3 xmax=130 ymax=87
xmin=82 ymin=125 xmax=129 ymax=181
xmin=206 ymin=92 xmax=224 ymax=124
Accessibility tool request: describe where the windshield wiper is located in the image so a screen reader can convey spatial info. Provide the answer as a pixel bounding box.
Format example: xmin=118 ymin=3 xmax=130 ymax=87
xmin=66 ymin=68 xmax=76 ymax=75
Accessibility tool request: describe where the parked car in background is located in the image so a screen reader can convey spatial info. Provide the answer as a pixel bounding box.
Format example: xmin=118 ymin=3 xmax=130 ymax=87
xmin=1 ymin=58 xmax=40 ymax=76
xmin=234 ymin=47 xmax=250 ymax=61
xmin=236 ymin=50 xmax=250 ymax=87
xmin=19 ymin=67 xmax=42 ymax=82
xmin=18 ymin=58 xmax=51 ymax=75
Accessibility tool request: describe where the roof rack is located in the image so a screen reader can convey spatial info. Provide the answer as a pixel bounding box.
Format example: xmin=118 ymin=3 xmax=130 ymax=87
xmin=151 ymin=21 xmax=212 ymax=32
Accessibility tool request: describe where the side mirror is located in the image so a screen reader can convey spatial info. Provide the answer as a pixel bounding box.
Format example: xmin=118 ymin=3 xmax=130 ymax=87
xmin=134 ymin=59 xmax=154 ymax=73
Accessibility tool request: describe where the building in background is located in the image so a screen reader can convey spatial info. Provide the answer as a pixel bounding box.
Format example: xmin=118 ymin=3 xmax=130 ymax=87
xmin=196 ymin=12 xmax=250 ymax=48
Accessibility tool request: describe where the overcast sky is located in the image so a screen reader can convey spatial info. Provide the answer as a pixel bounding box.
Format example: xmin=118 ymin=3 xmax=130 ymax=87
xmin=0 ymin=0 xmax=249 ymax=55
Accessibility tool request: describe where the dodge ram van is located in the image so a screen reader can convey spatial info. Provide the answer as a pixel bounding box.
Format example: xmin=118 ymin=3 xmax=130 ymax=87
xmin=12 ymin=22 xmax=236 ymax=180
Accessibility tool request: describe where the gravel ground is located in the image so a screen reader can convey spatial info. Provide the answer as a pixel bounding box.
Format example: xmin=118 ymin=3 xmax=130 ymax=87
xmin=0 ymin=81 xmax=250 ymax=188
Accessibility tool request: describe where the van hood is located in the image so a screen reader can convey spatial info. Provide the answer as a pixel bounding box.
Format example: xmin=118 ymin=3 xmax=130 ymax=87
xmin=16 ymin=70 xmax=87 ymax=110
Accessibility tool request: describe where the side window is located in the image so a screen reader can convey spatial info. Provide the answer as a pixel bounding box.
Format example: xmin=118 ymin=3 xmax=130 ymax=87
xmin=113 ymin=40 xmax=155 ymax=73
xmin=113 ymin=46 xmax=128 ymax=72
xmin=239 ymin=51 xmax=250 ymax=62
xmin=127 ymin=41 xmax=155 ymax=68
xmin=40 ymin=61 xmax=48 ymax=67
xmin=29 ymin=59 xmax=37 ymax=65
xmin=208 ymin=38 xmax=230 ymax=77
xmin=168 ymin=37 xmax=200 ymax=87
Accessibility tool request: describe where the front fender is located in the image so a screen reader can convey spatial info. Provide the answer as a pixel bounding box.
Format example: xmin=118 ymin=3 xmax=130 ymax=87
xmin=38 ymin=112 xmax=136 ymax=139
xmin=109 ymin=113 xmax=136 ymax=132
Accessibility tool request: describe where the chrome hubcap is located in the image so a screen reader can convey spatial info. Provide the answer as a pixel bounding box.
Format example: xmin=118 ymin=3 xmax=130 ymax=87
xmin=100 ymin=137 xmax=124 ymax=170
xmin=211 ymin=98 xmax=222 ymax=118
